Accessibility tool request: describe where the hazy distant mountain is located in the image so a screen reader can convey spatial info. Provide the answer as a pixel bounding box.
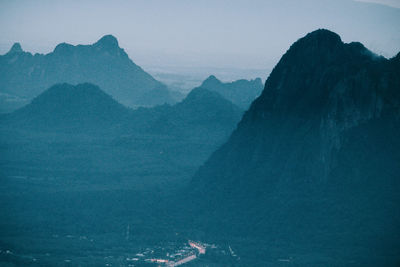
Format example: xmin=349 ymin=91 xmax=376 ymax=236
xmin=190 ymin=29 xmax=400 ymax=263
xmin=128 ymin=87 xmax=242 ymax=135
xmin=2 ymin=83 xmax=130 ymax=131
xmin=200 ymin=75 xmax=263 ymax=109
xmin=166 ymin=87 xmax=242 ymax=134
xmin=0 ymin=35 xmax=177 ymax=111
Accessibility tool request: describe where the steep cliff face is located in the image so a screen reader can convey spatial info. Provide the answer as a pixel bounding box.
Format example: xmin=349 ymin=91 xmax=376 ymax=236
xmin=189 ymin=30 xmax=400 ymax=254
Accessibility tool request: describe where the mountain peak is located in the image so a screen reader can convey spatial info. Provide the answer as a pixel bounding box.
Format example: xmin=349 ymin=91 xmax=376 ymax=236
xmin=201 ymin=75 xmax=222 ymax=87
xmin=253 ymin=29 xmax=381 ymax=118
xmin=9 ymin=82 xmax=130 ymax=131
xmin=7 ymin=42 xmax=23 ymax=54
xmin=303 ymin=29 xmax=342 ymax=44
xmin=179 ymin=87 xmax=238 ymax=109
xmin=94 ymin=34 xmax=120 ymax=49
xmin=53 ymin=42 xmax=74 ymax=54
xmin=285 ymin=29 xmax=343 ymax=57
xmin=174 ymin=87 xmax=242 ymax=127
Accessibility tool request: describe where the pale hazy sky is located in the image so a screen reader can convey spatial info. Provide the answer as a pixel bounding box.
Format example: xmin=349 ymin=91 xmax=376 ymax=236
xmin=358 ymin=0 xmax=400 ymax=8
xmin=0 ymin=0 xmax=399 ymax=70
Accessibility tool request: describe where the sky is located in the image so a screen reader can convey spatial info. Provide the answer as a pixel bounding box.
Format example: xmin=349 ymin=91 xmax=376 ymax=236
xmin=357 ymin=0 xmax=400 ymax=8
xmin=0 ymin=0 xmax=399 ymax=71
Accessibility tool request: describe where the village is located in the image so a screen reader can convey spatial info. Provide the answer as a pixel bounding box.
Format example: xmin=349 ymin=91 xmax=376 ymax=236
xmin=125 ymin=240 xmax=208 ymax=266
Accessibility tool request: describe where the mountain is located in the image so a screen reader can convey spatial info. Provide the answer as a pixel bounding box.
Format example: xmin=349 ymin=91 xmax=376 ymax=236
xmin=0 ymin=35 xmax=176 ymax=111
xmin=189 ymin=29 xmax=400 ymax=264
xmin=127 ymin=87 xmax=242 ymax=136
xmin=2 ymin=83 xmax=131 ymax=131
xmin=170 ymin=87 xmax=242 ymax=126
xmin=200 ymin=75 xmax=263 ymax=109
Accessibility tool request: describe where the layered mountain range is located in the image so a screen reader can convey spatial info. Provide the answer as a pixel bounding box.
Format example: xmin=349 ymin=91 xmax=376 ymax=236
xmin=0 ymin=82 xmax=242 ymax=182
xmin=189 ymin=29 xmax=400 ymax=263
xmin=1 ymin=82 xmax=241 ymax=134
xmin=1 ymin=27 xmax=399 ymax=265
xmin=0 ymin=35 xmax=179 ymax=111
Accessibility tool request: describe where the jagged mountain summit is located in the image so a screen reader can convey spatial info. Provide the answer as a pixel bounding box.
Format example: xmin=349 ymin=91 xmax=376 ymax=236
xmin=0 ymin=35 xmax=177 ymax=111
xmin=189 ymin=29 xmax=400 ymax=264
xmin=200 ymin=75 xmax=263 ymax=109
xmin=7 ymin=43 xmax=24 ymax=54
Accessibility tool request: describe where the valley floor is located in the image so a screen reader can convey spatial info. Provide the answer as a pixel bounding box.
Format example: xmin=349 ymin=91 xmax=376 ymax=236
xmin=1 ymin=176 xmax=398 ymax=266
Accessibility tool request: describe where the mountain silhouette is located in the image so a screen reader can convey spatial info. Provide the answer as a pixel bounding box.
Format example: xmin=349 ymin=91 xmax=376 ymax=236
xmin=2 ymin=83 xmax=130 ymax=131
xmin=7 ymin=43 xmax=24 ymax=54
xmin=0 ymin=35 xmax=177 ymax=111
xmin=189 ymin=29 xmax=400 ymax=264
xmin=200 ymin=75 xmax=263 ymax=109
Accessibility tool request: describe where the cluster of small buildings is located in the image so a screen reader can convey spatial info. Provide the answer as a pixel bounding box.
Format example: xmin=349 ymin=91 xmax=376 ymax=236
xmin=128 ymin=240 xmax=207 ymax=266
